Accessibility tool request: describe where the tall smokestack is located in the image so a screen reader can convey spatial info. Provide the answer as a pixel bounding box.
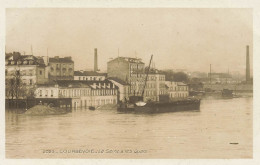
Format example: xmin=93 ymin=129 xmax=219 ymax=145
xmin=246 ymin=45 xmax=250 ymax=82
xmin=94 ymin=48 xmax=98 ymax=72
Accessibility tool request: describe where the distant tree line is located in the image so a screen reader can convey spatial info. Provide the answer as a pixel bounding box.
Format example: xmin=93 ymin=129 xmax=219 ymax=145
xmin=160 ymin=70 xmax=189 ymax=82
xmin=160 ymin=70 xmax=204 ymax=91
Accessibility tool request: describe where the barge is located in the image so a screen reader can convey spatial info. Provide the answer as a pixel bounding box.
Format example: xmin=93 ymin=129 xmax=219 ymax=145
xmin=118 ymin=97 xmax=200 ymax=113
xmin=117 ymin=54 xmax=201 ymax=113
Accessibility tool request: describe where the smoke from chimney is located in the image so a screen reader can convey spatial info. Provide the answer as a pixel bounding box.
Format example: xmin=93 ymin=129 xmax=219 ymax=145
xmin=94 ymin=48 xmax=98 ymax=72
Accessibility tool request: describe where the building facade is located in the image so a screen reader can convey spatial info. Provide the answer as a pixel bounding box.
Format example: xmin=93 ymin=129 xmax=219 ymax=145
xmin=107 ymin=57 xmax=169 ymax=101
xmin=48 ymin=56 xmax=74 ymax=80
xmin=107 ymin=57 xmax=145 ymax=96
xmin=165 ymin=81 xmax=189 ymax=99
xmin=5 ymin=52 xmax=48 ymax=85
xmin=144 ymin=72 xmax=167 ymax=101
xmin=34 ymin=80 xmax=118 ymax=108
xmin=5 ymin=52 xmax=48 ymax=99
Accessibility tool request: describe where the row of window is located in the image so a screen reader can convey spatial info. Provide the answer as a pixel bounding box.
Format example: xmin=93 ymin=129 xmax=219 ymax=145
xmin=92 ymin=89 xmax=117 ymax=96
xmin=50 ymin=67 xmax=73 ymax=72
xmin=6 ymin=60 xmax=35 ymax=65
xmin=6 ymin=69 xmax=35 ymax=76
xmin=130 ymin=64 xmax=144 ymax=69
xmin=38 ymin=88 xmax=117 ymax=98
xmin=159 ymin=90 xmax=167 ymax=95
xmin=76 ymin=98 xmax=117 ymax=107
xmin=170 ymin=92 xmax=189 ymax=98
xmin=58 ymin=88 xmax=91 ymax=97
xmin=39 ymin=89 xmax=54 ymax=97
xmin=77 ymin=76 xmax=105 ymax=81
xmin=170 ymin=86 xmax=188 ymax=91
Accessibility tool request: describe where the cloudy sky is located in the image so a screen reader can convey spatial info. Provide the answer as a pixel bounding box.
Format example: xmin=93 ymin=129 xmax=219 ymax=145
xmin=6 ymin=8 xmax=252 ymax=74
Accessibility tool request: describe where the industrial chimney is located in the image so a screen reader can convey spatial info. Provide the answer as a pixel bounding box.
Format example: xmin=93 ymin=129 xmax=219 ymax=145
xmin=94 ymin=48 xmax=98 ymax=72
xmin=246 ymin=45 xmax=250 ymax=82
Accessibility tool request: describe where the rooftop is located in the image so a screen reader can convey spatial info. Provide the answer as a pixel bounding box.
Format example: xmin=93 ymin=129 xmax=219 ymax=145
xmin=108 ymin=57 xmax=144 ymax=64
xmin=74 ymin=71 xmax=107 ymax=76
xmin=49 ymin=56 xmax=74 ymax=63
xmin=5 ymin=52 xmax=46 ymax=67
xmin=108 ymin=77 xmax=130 ymax=85
xmin=54 ymin=80 xmax=118 ymax=89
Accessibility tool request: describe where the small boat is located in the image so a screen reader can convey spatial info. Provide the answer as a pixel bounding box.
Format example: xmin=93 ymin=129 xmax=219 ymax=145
xmin=89 ymin=106 xmax=95 ymax=110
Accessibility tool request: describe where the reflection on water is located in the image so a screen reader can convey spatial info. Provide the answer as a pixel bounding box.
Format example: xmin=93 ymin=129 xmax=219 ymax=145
xmin=5 ymin=97 xmax=252 ymax=158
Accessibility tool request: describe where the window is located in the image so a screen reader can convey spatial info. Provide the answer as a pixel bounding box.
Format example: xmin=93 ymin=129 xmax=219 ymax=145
xmin=29 ymin=79 xmax=33 ymax=85
xmin=40 ymin=70 xmax=42 ymax=75
xmin=45 ymin=90 xmax=48 ymax=97
xmin=39 ymin=90 xmax=42 ymax=97
xmin=51 ymin=90 xmax=53 ymax=97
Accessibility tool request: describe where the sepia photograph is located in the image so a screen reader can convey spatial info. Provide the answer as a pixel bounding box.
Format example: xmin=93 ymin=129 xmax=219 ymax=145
xmin=4 ymin=8 xmax=253 ymax=159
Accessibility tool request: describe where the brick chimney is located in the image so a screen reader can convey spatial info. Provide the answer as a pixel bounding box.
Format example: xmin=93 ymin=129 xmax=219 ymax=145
xmin=94 ymin=48 xmax=98 ymax=72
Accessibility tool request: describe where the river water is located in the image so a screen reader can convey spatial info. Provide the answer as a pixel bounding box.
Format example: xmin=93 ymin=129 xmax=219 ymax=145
xmin=5 ymin=97 xmax=252 ymax=159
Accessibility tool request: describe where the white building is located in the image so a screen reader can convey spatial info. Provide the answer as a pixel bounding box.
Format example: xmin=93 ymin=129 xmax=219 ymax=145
xmin=35 ymin=80 xmax=118 ymax=108
xmin=144 ymin=72 xmax=167 ymax=101
xmin=165 ymin=81 xmax=189 ymax=99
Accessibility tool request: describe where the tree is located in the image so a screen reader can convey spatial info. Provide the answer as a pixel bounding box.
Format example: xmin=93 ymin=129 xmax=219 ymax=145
xmin=172 ymin=72 xmax=189 ymax=82
xmin=161 ymin=70 xmax=189 ymax=82
xmin=6 ymin=69 xmax=36 ymax=108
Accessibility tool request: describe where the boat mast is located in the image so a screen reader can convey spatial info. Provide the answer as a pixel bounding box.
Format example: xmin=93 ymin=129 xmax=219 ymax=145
xmin=141 ymin=55 xmax=153 ymax=98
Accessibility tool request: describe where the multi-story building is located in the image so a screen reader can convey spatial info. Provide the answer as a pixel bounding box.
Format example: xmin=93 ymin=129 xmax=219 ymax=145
xmin=74 ymin=71 xmax=106 ymax=81
xmin=107 ymin=57 xmax=145 ymax=96
xmin=5 ymin=52 xmax=49 ymax=99
xmin=107 ymin=57 xmax=169 ymax=101
xmin=5 ymin=52 xmax=48 ymax=85
xmin=165 ymin=81 xmax=189 ymax=99
xmin=48 ymin=56 xmax=74 ymax=80
xmin=34 ymin=80 xmax=118 ymax=108
xmin=144 ymin=71 xmax=167 ymax=101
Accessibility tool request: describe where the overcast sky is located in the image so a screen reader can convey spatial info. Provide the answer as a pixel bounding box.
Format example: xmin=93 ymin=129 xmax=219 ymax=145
xmin=6 ymin=8 xmax=252 ymax=74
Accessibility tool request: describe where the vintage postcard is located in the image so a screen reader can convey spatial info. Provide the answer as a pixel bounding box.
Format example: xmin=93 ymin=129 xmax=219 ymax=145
xmin=1 ymin=1 xmax=260 ymax=165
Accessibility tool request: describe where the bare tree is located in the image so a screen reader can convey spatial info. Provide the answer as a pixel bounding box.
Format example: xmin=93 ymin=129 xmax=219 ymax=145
xmin=6 ymin=69 xmax=36 ymax=108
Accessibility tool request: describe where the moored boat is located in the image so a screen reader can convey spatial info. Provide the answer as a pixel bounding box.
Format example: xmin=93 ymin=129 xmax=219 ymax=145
xmin=117 ymin=54 xmax=201 ymax=113
xmin=118 ymin=98 xmax=200 ymax=113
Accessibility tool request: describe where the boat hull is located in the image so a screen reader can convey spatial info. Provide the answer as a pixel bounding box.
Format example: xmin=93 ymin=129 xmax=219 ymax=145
xmin=118 ymin=100 xmax=200 ymax=113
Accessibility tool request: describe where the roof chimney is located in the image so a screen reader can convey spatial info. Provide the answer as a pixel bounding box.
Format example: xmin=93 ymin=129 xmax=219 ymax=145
xmin=94 ymin=48 xmax=98 ymax=72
